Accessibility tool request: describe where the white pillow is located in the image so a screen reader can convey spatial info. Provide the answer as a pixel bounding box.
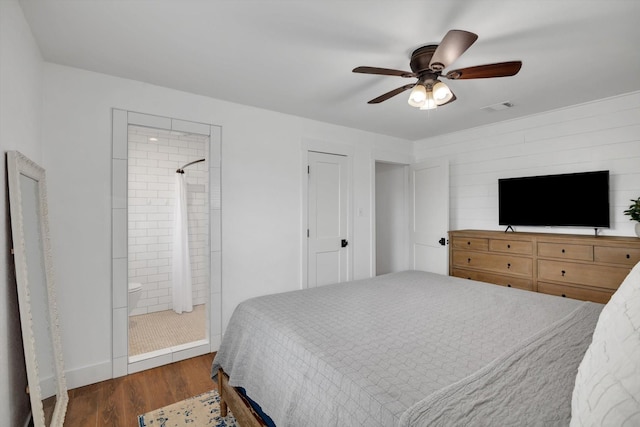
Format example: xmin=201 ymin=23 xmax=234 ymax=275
xmin=571 ymin=260 xmax=640 ymax=426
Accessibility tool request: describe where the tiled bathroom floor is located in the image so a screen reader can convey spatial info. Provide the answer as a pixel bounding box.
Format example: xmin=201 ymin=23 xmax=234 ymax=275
xmin=128 ymin=304 xmax=206 ymax=356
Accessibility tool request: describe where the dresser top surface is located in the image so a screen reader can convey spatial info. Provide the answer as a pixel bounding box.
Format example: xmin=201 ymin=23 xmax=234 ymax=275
xmin=449 ymin=229 xmax=640 ymax=247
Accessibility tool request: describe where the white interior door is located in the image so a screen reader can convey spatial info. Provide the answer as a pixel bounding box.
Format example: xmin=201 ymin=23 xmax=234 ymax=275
xmin=410 ymin=158 xmax=449 ymax=274
xmin=308 ymin=151 xmax=349 ymax=287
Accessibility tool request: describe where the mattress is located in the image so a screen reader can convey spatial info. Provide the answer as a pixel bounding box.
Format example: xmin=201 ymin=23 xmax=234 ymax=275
xmin=212 ymin=270 xmax=602 ymax=426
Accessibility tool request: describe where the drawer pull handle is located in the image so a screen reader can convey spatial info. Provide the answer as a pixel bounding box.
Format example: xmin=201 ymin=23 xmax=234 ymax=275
xmin=561 ymin=294 xmax=567 ymax=298
xmin=561 ymin=249 xmax=565 ymax=253
xmin=467 ymin=241 xmax=471 ymax=245
xmin=561 ymin=270 xmax=566 ymax=276
xmin=627 ymin=254 xmax=631 ymax=259
xmin=507 ymin=284 xmax=512 ymax=287
xmin=467 ymin=258 xmax=471 ymax=263
xmin=507 ymin=263 xmax=511 ymax=269
xmin=507 ymin=244 xmax=511 ymax=249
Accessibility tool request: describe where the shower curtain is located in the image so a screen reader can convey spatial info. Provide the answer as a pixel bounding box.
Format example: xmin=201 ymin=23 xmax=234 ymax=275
xmin=172 ymin=173 xmax=193 ymax=314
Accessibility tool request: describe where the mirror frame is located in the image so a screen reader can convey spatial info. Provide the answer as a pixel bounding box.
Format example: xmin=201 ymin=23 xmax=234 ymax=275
xmin=7 ymin=151 xmax=68 ymax=427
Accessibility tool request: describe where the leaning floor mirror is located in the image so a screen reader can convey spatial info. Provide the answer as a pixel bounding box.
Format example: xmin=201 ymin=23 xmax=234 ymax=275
xmin=7 ymin=151 xmax=68 ymax=426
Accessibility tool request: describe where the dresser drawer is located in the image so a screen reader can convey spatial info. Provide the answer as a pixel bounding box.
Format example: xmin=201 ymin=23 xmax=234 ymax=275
xmin=450 ymin=229 xmax=640 ymax=304
xmin=537 ymin=242 xmax=593 ymax=261
xmin=489 ymin=239 xmax=533 ymax=255
xmin=537 ymin=281 xmax=613 ymax=304
xmin=594 ymin=246 xmax=640 ymax=266
xmin=452 ymin=268 xmax=533 ymax=290
xmin=538 ymin=260 xmax=629 ymax=290
xmin=452 ymin=250 xmax=532 ymax=277
xmin=451 ymin=237 xmax=489 ymax=251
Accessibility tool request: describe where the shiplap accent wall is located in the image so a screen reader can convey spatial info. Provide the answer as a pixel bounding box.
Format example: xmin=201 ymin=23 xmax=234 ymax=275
xmin=414 ymin=91 xmax=640 ymax=237
xmin=127 ymin=125 xmax=209 ymax=315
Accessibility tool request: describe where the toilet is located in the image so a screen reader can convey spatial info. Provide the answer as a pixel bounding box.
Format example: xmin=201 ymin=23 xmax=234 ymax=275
xmin=128 ymin=282 xmax=142 ymax=314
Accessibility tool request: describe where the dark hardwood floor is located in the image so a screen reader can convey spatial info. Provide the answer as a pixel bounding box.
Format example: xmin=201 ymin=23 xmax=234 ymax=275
xmin=64 ymin=352 xmax=216 ymax=427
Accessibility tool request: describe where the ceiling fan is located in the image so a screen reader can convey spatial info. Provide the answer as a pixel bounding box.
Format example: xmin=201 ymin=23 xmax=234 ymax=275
xmin=353 ymin=30 xmax=522 ymax=110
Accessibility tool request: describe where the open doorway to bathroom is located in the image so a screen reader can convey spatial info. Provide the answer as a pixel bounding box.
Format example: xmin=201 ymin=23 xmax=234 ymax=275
xmin=111 ymin=110 xmax=221 ymax=376
xmin=127 ymin=125 xmax=209 ymax=358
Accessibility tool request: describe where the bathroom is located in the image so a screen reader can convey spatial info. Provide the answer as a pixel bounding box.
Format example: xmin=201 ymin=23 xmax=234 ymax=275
xmin=127 ymin=124 xmax=210 ymax=358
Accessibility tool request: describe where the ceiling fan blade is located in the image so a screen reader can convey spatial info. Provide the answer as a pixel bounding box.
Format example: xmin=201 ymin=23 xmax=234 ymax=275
xmin=367 ymin=84 xmax=416 ymax=104
xmin=353 ymin=66 xmax=416 ymax=78
xmin=429 ymin=30 xmax=478 ymax=71
xmin=445 ymin=61 xmax=522 ymax=80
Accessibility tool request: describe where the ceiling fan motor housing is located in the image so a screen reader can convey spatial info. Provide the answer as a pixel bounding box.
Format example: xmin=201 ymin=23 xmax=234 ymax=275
xmin=409 ymin=45 xmax=439 ymax=73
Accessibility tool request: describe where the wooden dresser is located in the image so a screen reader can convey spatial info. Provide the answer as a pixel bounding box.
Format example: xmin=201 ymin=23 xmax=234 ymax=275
xmin=449 ymin=229 xmax=640 ymax=303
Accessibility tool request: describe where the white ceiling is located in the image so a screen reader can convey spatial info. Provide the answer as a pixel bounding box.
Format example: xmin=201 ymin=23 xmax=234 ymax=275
xmin=19 ymin=0 xmax=640 ymax=141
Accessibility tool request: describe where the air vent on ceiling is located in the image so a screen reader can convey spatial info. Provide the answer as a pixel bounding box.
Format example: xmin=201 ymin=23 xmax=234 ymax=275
xmin=481 ymin=101 xmax=514 ymax=112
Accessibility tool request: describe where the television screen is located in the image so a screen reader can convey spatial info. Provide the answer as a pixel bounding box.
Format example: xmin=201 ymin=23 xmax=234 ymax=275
xmin=498 ymin=170 xmax=610 ymax=228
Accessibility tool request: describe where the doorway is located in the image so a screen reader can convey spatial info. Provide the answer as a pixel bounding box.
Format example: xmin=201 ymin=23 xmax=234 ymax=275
xmin=307 ymin=151 xmax=350 ymax=287
xmin=375 ymin=162 xmax=409 ymax=275
xmin=126 ymin=125 xmax=209 ymax=358
xmin=373 ymin=157 xmax=449 ymax=277
xmin=301 ymin=139 xmax=354 ymax=289
xmin=111 ymin=110 xmax=222 ymax=376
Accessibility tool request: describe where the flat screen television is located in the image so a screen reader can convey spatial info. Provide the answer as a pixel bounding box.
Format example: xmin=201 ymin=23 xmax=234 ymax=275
xmin=498 ymin=170 xmax=610 ymax=228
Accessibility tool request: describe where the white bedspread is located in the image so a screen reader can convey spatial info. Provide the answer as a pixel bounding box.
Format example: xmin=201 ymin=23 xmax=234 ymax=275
xmin=212 ymin=270 xmax=600 ymax=426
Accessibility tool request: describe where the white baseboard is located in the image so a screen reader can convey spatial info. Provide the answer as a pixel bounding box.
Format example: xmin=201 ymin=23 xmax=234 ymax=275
xmin=65 ymin=360 xmax=112 ymax=389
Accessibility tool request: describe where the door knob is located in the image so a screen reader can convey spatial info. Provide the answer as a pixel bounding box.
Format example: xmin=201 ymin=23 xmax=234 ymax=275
xmin=341 ymin=239 xmax=348 ymax=248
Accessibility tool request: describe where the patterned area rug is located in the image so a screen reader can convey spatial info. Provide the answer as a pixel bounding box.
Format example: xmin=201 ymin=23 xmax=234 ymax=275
xmin=138 ymin=389 xmax=238 ymax=426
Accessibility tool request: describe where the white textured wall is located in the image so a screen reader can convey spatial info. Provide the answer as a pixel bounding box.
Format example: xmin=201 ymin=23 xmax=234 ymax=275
xmin=128 ymin=126 xmax=209 ymax=314
xmin=414 ymin=92 xmax=640 ymax=237
xmin=0 ymin=1 xmax=43 ymax=425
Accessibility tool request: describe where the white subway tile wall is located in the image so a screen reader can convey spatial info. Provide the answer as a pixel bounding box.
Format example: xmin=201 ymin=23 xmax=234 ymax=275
xmin=127 ymin=125 xmax=209 ymax=315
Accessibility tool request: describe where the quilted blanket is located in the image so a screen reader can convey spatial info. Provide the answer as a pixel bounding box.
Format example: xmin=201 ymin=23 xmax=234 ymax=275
xmin=399 ymin=300 xmax=602 ymax=426
xmin=212 ymin=270 xmax=600 ymax=426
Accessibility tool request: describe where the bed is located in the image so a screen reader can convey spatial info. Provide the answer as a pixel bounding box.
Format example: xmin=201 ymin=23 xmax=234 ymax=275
xmin=212 ymin=266 xmax=640 ymax=426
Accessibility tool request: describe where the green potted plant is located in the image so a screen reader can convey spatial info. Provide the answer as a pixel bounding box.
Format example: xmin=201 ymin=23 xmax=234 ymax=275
xmin=623 ymin=197 xmax=640 ymax=237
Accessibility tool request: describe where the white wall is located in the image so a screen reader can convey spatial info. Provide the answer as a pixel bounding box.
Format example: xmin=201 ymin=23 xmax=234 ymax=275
xmin=414 ymin=91 xmax=640 ymax=237
xmin=41 ymin=63 xmax=413 ymax=387
xmin=0 ymin=0 xmax=44 ymax=425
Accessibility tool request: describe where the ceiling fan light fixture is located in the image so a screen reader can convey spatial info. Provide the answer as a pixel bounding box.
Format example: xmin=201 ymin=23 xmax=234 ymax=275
xmin=419 ymin=89 xmax=437 ymax=110
xmin=408 ymin=84 xmax=427 ymax=107
xmin=433 ymin=81 xmax=453 ymax=105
